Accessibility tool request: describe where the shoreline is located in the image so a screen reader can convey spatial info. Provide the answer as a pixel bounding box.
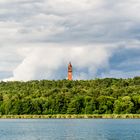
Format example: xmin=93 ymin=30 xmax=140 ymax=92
xmin=0 ymin=114 xmax=140 ymax=119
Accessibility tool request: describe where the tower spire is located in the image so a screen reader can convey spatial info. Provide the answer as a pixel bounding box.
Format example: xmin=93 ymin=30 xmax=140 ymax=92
xmin=68 ymin=62 xmax=72 ymax=80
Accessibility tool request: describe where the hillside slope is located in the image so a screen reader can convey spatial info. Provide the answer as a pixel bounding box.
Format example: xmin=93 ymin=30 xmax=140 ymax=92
xmin=0 ymin=77 xmax=140 ymax=115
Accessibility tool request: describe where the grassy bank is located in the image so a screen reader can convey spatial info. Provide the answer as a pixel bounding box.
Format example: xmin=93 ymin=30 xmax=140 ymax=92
xmin=1 ymin=114 xmax=140 ymax=119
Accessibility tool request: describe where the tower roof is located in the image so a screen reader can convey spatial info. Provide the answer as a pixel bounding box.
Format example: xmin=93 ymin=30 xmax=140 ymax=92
xmin=68 ymin=62 xmax=72 ymax=67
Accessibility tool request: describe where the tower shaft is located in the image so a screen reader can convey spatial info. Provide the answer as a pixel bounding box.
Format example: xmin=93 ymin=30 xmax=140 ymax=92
xmin=68 ymin=62 xmax=72 ymax=80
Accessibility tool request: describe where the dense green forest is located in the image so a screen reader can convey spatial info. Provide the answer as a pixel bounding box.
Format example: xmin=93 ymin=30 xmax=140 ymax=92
xmin=1 ymin=77 xmax=140 ymax=115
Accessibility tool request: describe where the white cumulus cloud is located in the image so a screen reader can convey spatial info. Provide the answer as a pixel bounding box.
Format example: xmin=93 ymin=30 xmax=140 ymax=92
xmin=4 ymin=44 xmax=115 ymax=81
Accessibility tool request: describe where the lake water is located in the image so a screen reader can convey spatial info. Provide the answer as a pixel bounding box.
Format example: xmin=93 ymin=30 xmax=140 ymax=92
xmin=0 ymin=119 xmax=140 ymax=140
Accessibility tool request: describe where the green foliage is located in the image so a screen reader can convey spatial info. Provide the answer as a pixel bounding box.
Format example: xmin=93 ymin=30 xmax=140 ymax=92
xmin=0 ymin=77 xmax=140 ymax=114
xmin=114 ymin=96 xmax=134 ymax=114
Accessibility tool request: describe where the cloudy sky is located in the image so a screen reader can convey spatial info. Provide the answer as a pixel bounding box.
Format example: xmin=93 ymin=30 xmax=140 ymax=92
xmin=0 ymin=0 xmax=140 ymax=81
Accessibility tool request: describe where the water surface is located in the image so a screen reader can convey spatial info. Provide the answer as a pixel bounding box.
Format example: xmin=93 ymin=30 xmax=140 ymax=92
xmin=0 ymin=119 xmax=140 ymax=140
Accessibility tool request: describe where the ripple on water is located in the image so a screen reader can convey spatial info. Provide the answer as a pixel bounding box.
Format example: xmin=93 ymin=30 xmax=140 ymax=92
xmin=0 ymin=119 xmax=140 ymax=140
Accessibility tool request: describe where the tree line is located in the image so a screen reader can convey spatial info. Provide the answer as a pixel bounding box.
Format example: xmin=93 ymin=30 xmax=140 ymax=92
xmin=0 ymin=77 xmax=140 ymax=115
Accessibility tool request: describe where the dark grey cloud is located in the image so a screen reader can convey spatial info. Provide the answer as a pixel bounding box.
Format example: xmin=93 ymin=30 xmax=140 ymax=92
xmin=0 ymin=0 xmax=139 ymax=44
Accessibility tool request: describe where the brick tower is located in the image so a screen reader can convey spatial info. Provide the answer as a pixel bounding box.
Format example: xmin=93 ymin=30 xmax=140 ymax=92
xmin=68 ymin=62 xmax=72 ymax=80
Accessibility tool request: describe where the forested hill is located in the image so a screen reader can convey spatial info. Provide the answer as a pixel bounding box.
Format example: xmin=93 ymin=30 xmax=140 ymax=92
xmin=1 ymin=77 xmax=140 ymax=115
